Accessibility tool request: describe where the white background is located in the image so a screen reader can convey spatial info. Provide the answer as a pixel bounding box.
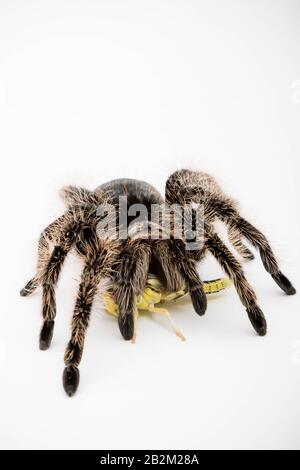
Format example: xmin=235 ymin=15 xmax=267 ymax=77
xmin=0 ymin=0 xmax=300 ymax=450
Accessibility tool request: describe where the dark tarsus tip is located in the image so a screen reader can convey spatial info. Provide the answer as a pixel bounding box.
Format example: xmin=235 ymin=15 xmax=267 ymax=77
xmin=189 ymin=284 xmax=207 ymax=316
xmin=118 ymin=313 xmax=134 ymax=341
xmin=20 ymin=279 xmax=35 ymax=297
xmin=63 ymin=366 xmax=80 ymax=397
xmin=20 ymin=288 xmax=28 ymax=297
xmin=39 ymin=320 xmax=55 ymax=350
xmin=272 ymin=271 xmax=296 ymax=296
xmin=246 ymin=305 xmax=267 ymax=336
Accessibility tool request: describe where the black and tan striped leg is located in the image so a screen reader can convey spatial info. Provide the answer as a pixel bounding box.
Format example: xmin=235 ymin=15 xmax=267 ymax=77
xmin=228 ymin=225 xmax=254 ymax=261
xmin=213 ymin=202 xmax=296 ymax=296
xmin=168 ymin=239 xmax=207 ymax=316
xmin=205 ymin=228 xmax=266 ymax=335
xmin=63 ymin=244 xmax=117 ymax=396
xmin=114 ymin=283 xmax=135 ymax=341
xmin=63 ymin=241 xmax=119 ymax=396
xmin=39 ymin=226 xmax=76 ymax=350
xmin=166 ymin=170 xmax=295 ymax=296
xmin=153 ymin=240 xmax=206 ymax=315
xmin=20 ymin=215 xmax=67 ymax=297
xmin=20 ymin=233 xmax=52 ymax=297
xmin=153 ymin=240 xmax=185 ymax=291
xmin=114 ymin=241 xmax=151 ymax=340
xmin=59 ymin=185 xmax=94 ymax=208
xmin=20 ymin=277 xmax=40 ymax=297
xmin=63 ymin=264 xmax=98 ymax=396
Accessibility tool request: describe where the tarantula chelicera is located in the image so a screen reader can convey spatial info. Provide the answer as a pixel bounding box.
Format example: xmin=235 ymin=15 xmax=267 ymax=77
xmin=21 ymin=169 xmax=296 ymax=396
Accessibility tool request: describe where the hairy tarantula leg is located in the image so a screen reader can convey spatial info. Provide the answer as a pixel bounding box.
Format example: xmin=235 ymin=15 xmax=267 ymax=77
xmin=205 ymin=230 xmax=266 ymax=336
xmin=215 ymin=205 xmax=296 ymax=295
xmin=63 ymin=262 xmax=100 ymax=396
xmin=114 ymin=241 xmax=151 ymax=341
xmin=169 ymin=240 xmax=207 ymax=316
xmin=20 ymin=214 xmax=67 ymax=297
xmin=166 ymin=171 xmax=294 ymax=295
xmin=228 ymin=225 xmax=255 ymax=261
xmin=116 ymin=284 xmax=135 ymax=341
xmin=20 ymin=236 xmax=49 ymax=297
xmin=187 ymin=282 xmax=207 ymax=317
xmin=59 ymin=185 xmax=94 ymax=208
xmin=153 ymin=241 xmax=185 ymax=292
xmin=63 ymin=365 xmax=80 ymax=397
xmin=20 ymin=277 xmax=39 ymax=297
xmin=40 ymin=226 xmax=76 ymax=350
xmin=63 ymin=244 xmax=119 ymax=396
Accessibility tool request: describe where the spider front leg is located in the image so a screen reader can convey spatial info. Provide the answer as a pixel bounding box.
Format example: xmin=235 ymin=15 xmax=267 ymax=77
xmin=114 ymin=283 xmax=135 ymax=341
xmin=63 ymin=246 xmax=117 ymax=396
xmin=114 ymin=240 xmax=151 ymax=340
xmin=39 ymin=224 xmax=77 ymax=350
xmin=167 ymin=240 xmax=207 ymax=316
xmin=205 ymin=228 xmax=266 ymax=335
xmin=63 ymin=265 xmax=97 ymax=396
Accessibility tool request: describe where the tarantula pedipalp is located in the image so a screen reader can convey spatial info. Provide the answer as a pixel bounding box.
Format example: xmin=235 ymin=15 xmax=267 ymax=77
xmin=21 ymin=169 xmax=296 ymax=396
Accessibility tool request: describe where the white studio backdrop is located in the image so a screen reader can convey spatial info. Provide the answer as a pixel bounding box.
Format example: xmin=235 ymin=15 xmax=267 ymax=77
xmin=0 ymin=0 xmax=299 ymax=449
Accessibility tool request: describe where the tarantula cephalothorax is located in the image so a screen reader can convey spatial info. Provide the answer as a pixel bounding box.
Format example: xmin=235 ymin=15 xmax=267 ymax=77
xmin=21 ymin=169 xmax=296 ymax=396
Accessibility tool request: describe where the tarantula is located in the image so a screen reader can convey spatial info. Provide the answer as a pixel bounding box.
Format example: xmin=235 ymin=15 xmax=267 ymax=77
xmin=20 ymin=169 xmax=296 ymax=396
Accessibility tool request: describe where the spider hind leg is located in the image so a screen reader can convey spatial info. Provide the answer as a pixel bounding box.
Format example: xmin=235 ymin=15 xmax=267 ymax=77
xmin=228 ymin=226 xmax=255 ymax=261
xmin=223 ymin=213 xmax=296 ymax=296
xmin=206 ymin=229 xmax=267 ymax=336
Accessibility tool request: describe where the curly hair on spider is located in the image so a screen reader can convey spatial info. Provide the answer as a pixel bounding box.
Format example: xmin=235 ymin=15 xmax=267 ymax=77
xmin=21 ymin=169 xmax=296 ymax=396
